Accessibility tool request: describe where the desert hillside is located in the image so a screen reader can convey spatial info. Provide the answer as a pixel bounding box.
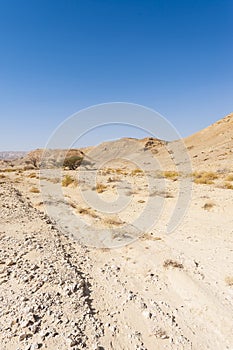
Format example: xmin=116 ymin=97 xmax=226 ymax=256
xmin=0 ymin=113 xmax=233 ymax=349
xmin=1 ymin=113 xmax=233 ymax=173
xmin=184 ymin=112 xmax=233 ymax=171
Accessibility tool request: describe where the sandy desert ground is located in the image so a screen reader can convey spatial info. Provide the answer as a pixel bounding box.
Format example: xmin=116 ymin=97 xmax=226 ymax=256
xmin=0 ymin=113 xmax=233 ymax=350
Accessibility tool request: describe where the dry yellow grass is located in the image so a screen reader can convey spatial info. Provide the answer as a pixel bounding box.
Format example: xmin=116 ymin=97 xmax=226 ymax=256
xmin=193 ymin=171 xmax=218 ymax=185
xmin=223 ymin=181 xmax=233 ymax=190
xmin=140 ymin=233 xmax=162 ymax=241
xmin=96 ymin=183 xmax=108 ymax=193
xmin=225 ymin=174 xmax=233 ymax=181
xmin=131 ymin=169 xmax=143 ymax=176
xmin=78 ymin=207 xmax=98 ymax=218
xmin=225 ymin=276 xmax=233 ymax=286
xmin=30 ymin=186 xmax=40 ymax=193
xmin=163 ymin=171 xmax=179 ymax=180
xmin=28 ymin=172 xmax=37 ymax=178
xmin=102 ymin=216 xmax=123 ymax=226
xmin=62 ymin=175 xmax=77 ymax=187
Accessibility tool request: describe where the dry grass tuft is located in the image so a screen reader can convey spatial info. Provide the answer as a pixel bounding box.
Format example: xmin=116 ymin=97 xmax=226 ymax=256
xmin=28 ymin=172 xmax=37 ymax=178
xmin=225 ymin=174 xmax=233 ymax=181
xmin=62 ymin=175 xmax=77 ymax=187
xmin=225 ymin=276 xmax=233 ymax=286
xmin=163 ymin=259 xmax=184 ymax=269
xmin=140 ymin=233 xmax=162 ymax=241
xmin=96 ymin=183 xmax=108 ymax=193
xmin=203 ymin=201 xmax=215 ymax=210
xmin=30 ymin=186 xmax=40 ymax=193
xmin=163 ymin=171 xmax=179 ymax=180
xmin=78 ymin=207 xmax=98 ymax=218
xmin=193 ymin=171 xmax=218 ymax=185
xmin=102 ymin=216 xmax=124 ymax=227
xmin=131 ymin=169 xmax=143 ymax=176
xmin=223 ymin=181 xmax=233 ymax=190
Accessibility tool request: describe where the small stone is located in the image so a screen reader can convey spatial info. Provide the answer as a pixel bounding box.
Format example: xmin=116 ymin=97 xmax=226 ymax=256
xmin=19 ymin=332 xmax=28 ymax=341
xmin=30 ymin=343 xmax=42 ymax=350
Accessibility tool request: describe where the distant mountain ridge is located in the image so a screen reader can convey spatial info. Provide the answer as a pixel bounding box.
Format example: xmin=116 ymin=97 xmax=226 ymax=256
xmin=0 ymin=151 xmax=27 ymax=160
xmin=0 ymin=112 xmax=232 ymax=171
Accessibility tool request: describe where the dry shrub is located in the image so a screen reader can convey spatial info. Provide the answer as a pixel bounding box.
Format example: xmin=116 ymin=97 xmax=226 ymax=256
xmin=193 ymin=171 xmax=218 ymax=184
xmin=225 ymin=276 xmax=233 ymax=286
xmin=203 ymin=201 xmax=215 ymax=210
xmin=223 ymin=181 xmax=233 ymax=190
xmin=78 ymin=207 xmax=98 ymax=218
xmin=131 ymin=169 xmax=143 ymax=176
xmin=163 ymin=171 xmax=179 ymax=180
xmin=163 ymin=259 xmax=184 ymax=269
xmin=225 ymin=174 xmax=233 ymax=181
xmin=28 ymin=172 xmax=37 ymax=178
xmin=96 ymin=183 xmax=108 ymax=193
xmin=138 ymin=199 xmax=146 ymax=203
xmin=30 ymin=187 xmax=40 ymax=193
xmin=102 ymin=216 xmax=123 ymax=226
xmin=0 ymin=174 xmax=6 ymax=179
xmin=140 ymin=233 xmax=162 ymax=241
xmin=62 ymin=175 xmax=77 ymax=187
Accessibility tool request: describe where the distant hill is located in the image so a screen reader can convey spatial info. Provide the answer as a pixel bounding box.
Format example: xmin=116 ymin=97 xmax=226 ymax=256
xmin=0 ymin=112 xmax=232 ymax=172
xmin=0 ymin=151 xmax=27 ymax=160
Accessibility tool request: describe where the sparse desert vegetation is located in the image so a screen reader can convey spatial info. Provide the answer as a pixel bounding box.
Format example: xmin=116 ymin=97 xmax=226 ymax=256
xmin=223 ymin=181 xmax=233 ymax=190
xmin=131 ymin=168 xmax=143 ymax=176
xmin=28 ymin=172 xmax=37 ymax=178
xmin=225 ymin=276 xmax=233 ymax=287
xmin=163 ymin=170 xmax=179 ymax=180
xmin=29 ymin=186 xmax=40 ymax=193
xmin=225 ymin=174 xmax=233 ymax=181
xmin=203 ymin=201 xmax=215 ymax=210
xmin=95 ymin=183 xmax=108 ymax=193
xmin=192 ymin=171 xmax=218 ymax=184
xmin=163 ymin=259 xmax=184 ymax=269
xmin=62 ymin=174 xmax=77 ymax=187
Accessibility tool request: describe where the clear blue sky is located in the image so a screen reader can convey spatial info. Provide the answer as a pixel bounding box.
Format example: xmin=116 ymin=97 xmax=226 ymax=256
xmin=0 ymin=0 xmax=232 ymax=150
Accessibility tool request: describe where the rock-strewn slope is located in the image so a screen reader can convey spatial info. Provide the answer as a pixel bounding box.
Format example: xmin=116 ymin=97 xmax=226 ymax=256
xmin=0 ymin=182 xmax=104 ymax=350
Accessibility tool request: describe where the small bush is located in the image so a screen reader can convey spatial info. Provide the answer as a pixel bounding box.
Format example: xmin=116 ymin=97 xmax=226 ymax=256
xmin=96 ymin=183 xmax=108 ymax=193
xmin=28 ymin=172 xmax=37 ymax=178
xmin=163 ymin=259 xmax=184 ymax=269
xmin=225 ymin=174 xmax=233 ymax=181
xmin=203 ymin=202 xmax=215 ymax=210
xmin=103 ymin=216 xmax=123 ymax=226
xmin=62 ymin=175 xmax=76 ymax=187
xmin=78 ymin=207 xmax=98 ymax=218
xmin=193 ymin=171 xmax=218 ymax=185
xmin=140 ymin=233 xmax=162 ymax=241
xmin=63 ymin=156 xmax=83 ymax=170
xmin=30 ymin=187 xmax=40 ymax=193
xmin=223 ymin=181 xmax=233 ymax=190
xmin=163 ymin=171 xmax=179 ymax=180
xmin=131 ymin=169 xmax=143 ymax=176
xmin=225 ymin=276 xmax=233 ymax=286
